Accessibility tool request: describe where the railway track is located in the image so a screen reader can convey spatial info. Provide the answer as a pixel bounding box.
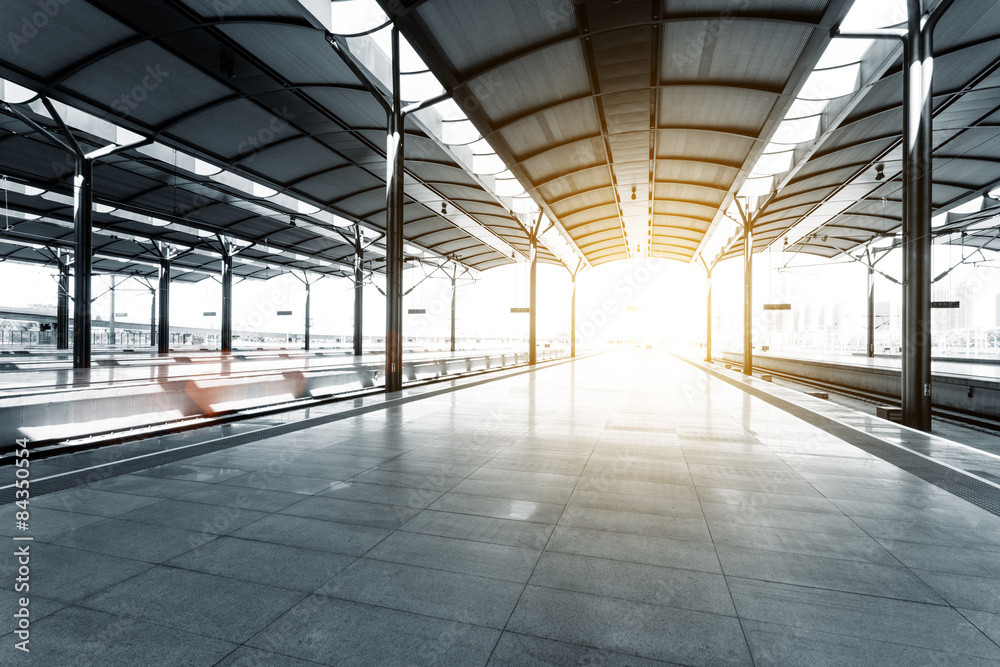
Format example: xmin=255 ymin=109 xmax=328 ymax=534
xmin=0 ymin=352 xmax=577 ymax=462
xmin=715 ymin=359 xmax=1000 ymax=433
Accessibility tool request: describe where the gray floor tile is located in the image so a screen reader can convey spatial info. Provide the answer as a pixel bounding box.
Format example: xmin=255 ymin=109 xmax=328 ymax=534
xmin=167 ymin=536 xmax=354 ymax=591
xmin=117 ymin=499 xmax=269 ymax=535
xmin=447 ymin=478 xmax=575 ymax=504
xmin=215 ymin=646 xmax=324 ymax=666
xmin=32 ymin=488 xmax=163 ymax=517
xmin=696 ymin=486 xmax=841 ymax=513
xmin=428 ymin=492 xmax=565 ymax=524
xmin=84 ymin=474 xmax=212 ymax=498
xmin=365 ymin=531 xmax=541 ymax=582
xmin=700 ymin=502 xmax=863 ymax=536
xmin=351 ymin=468 xmax=463 ymax=492
xmin=27 ymin=606 xmax=236 ymax=666
xmin=959 ymin=609 xmax=1000 ymax=646
xmin=854 ymin=516 xmax=1000 ymax=550
xmin=135 ymin=462 xmax=251 ymax=483
xmin=558 ymin=505 xmax=712 ymax=543
xmin=571 ymin=477 xmax=697 ymax=500
xmin=248 ymin=594 xmax=500 ymax=666
xmin=174 ymin=485 xmax=305 ymax=512
xmin=728 ymin=577 xmax=1000 ymax=659
xmin=9 ymin=543 xmax=152 ymax=604
xmin=231 ymin=514 xmax=390 ymax=556
xmin=545 ymin=525 xmax=722 ymax=573
xmin=0 ymin=589 xmax=67 ymax=623
xmin=911 ymin=568 xmax=1000 ymax=614
xmin=877 ymin=539 xmax=1000 ymax=579
xmin=221 ymin=472 xmax=337 ymax=495
xmin=707 ymin=521 xmax=900 ymax=565
xmin=567 ymin=488 xmax=705 ymax=518
xmin=488 ymin=632 xmax=682 ymax=666
xmin=279 ymin=495 xmax=420 ymax=530
xmin=0 ymin=506 xmax=107 ymax=541
xmin=507 ymin=586 xmax=752 ymax=667
xmin=48 ymin=517 xmax=215 ymax=562
xmin=318 ymin=480 xmax=444 ymax=508
xmin=529 ymin=552 xmax=735 ymax=616
xmin=742 ymin=618 xmax=1000 ymax=667
xmin=716 ymin=545 xmax=944 ymax=603
xmin=81 ymin=566 xmax=306 ymax=643
xmin=319 ymin=557 xmax=523 ymax=628
xmin=467 ymin=468 xmax=579 ymax=488
xmin=402 ymin=509 xmax=553 ymax=549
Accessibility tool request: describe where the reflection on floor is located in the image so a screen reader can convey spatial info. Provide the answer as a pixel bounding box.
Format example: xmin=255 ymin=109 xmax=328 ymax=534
xmin=3 ymin=351 xmax=1000 ymax=665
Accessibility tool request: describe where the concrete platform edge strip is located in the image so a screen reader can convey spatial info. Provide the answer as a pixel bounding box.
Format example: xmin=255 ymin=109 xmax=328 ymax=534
xmin=0 ymin=354 xmax=593 ymax=504
xmin=677 ymin=354 xmax=1000 ymax=517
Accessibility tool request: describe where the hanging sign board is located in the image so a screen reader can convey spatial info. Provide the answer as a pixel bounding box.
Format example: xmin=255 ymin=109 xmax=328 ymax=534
xmin=763 ymin=304 xmax=792 ymax=311
xmin=114 ymin=313 xmax=128 ymax=317
xmin=408 ymin=309 xmax=427 ymax=314
xmin=277 ymin=310 xmax=293 ymax=316
xmin=510 ymin=307 xmax=530 ymax=313
xmin=203 ymin=312 xmax=217 ymax=316
xmin=931 ymin=301 xmax=960 ymax=309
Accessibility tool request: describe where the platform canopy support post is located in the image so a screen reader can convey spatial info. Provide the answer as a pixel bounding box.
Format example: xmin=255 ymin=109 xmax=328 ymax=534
xmin=384 ymin=25 xmax=406 ymax=393
xmin=354 ymin=226 xmax=364 ymax=357
xmin=221 ymin=247 xmax=234 ymax=355
xmin=149 ymin=285 xmax=156 ymax=349
xmin=902 ymin=0 xmax=935 ymax=431
xmin=108 ymin=276 xmax=117 ymax=347
xmin=157 ymin=256 xmax=171 ymax=355
xmin=868 ymin=262 xmax=876 ymax=358
xmin=57 ymin=252 xmax=71 ymax=350
xmin=450 ymin=270 xmax=457 ymax=353
xmin=529 ymin=212 xmax=542 ymax=365
xmin=571 ymin=272 xmax=577 ymax=359
xmin=833 ymin=0 xmax=951 ymax=431
xmin=73 ymin=157 xmax=93 ymax=368
xmin=706 ymin=266 xmax=713 ymax=364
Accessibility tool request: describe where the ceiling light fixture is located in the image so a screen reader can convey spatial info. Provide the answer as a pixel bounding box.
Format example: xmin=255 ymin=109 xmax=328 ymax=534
xmin=631 ymin=186 xmax=636 ymax=201
xmin=874 ymin=163 xmax=885 ymax=181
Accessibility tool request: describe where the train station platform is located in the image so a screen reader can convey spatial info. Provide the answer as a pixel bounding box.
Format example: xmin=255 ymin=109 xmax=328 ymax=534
xmin=4 ymin=351 xmax=1000 ymax=666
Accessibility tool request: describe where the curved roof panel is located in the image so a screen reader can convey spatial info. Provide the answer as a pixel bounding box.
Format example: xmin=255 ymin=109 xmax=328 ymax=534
xmin=0 ymin=0 xmax=563 ymax=273
xmin=387 ymin=0 xmax=854 ymax=266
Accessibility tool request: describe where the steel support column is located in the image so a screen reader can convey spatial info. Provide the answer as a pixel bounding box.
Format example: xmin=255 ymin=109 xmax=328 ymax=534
xmin=304 ymin=280 xmax=312 ymax=352
xmin=57 ymin=256 xmax=70 ymax=350
xmin=902 ymin=0 xmax=933 ymax=431
xmin=73 ymin=158 xmax=93 ymax=368
xmin=109 ymin=276 xmax=117 ymax=347
xmin=353 ymin=227 xmax=364 ymax=357
xmin=384 ymin=26 xmax=405 ymax=392
xmin=743 ymin=221 xmax=753 ymax=376
xmin=450 ymin=274 xmax=457 ymax=353
xmin=529 ymin=227 xmax=538 ymax=365
xmin=221 ymin=250 xmax=233 ymax=355
xmin=571 ymin=272 xmax=577 ymax=358
xmin=149 ymin=287 xmax=156 ymax=348
xmin=157 ymin=258 xmax=170 ymax=354
xmin=867 ymin=266 xmax=876 ymax=358
xmin=706 ymin=268 xmax=713 ymax=364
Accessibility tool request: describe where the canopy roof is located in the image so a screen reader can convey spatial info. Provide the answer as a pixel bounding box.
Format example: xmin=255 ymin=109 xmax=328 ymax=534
xmin=0 ymin=0 xmax=561 ymax=278
xmin=710 ymin=0 xmax=1000 ymax=263
xmin=386 ymin=0 xmax=855 ymax=266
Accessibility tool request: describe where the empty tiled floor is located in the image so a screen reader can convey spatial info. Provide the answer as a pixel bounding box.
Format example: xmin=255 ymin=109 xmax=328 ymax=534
xmin=4 ymin=351 xmax=1000 ymax=665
